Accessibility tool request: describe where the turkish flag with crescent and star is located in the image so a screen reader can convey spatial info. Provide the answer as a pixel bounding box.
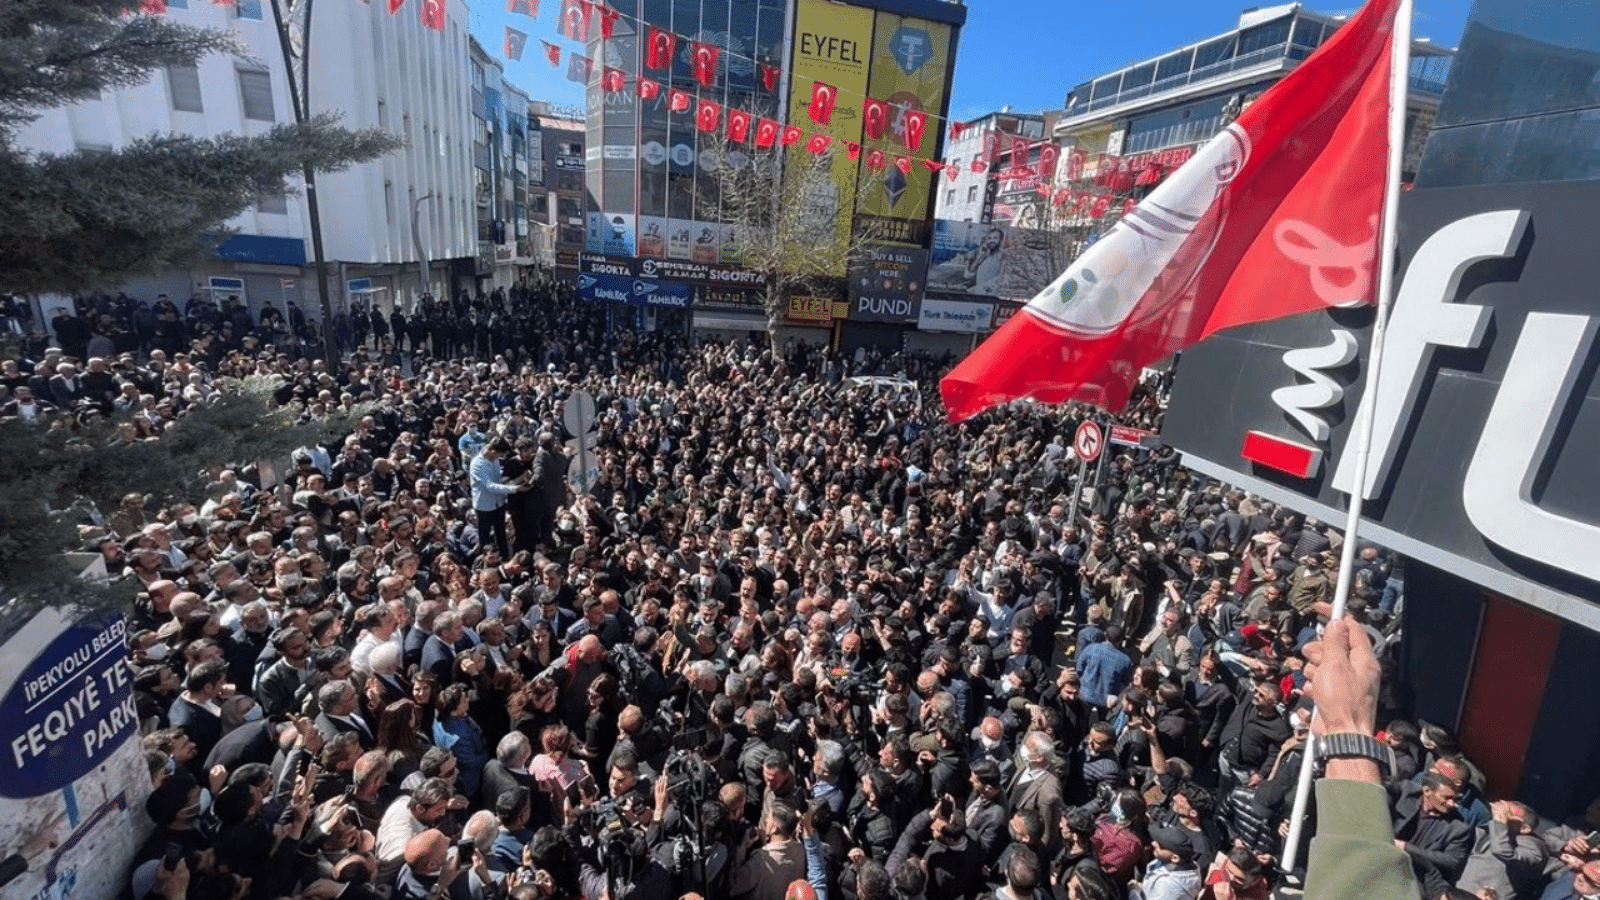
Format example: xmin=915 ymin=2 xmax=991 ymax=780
xmin=726 ymin=109 xmax=752 ymax=144
xmin=691 ymin=42 xmax=720 ymax=87
xmin=941 ymin=0 xmax=1404 ymax=420
xmin=557 ymin=0 xmax=590 ymax=41
xmin=863 ymin=98 xmax=888 ymax=141
xmin=420 ymin=0 xmax=445 ymax=29
xmin=667 ymin=87 xmax=692 ymax=113
xmin=754 ymin=118 xmax=780 ymax=148
xmin=780 ymin=125 xmax=806 ymax=147
xmin=646 ymin=28 xmax=677 ymax=70
xmin=696 ymin=98 xmax=722 ymax=133
xmin=809 ymin=81 xmax=836 ymax=126
xmin=903 ymin=109 xmax=928 ymax=152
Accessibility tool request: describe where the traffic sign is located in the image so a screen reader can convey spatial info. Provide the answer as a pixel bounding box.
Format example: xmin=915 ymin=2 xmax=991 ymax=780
xmin=1074 ymin=421 xmax=1103 ymax=463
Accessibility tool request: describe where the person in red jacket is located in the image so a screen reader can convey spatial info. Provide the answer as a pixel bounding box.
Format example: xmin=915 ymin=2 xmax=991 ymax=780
xmin=1092 ymin=788 xmax=1150 ymax=887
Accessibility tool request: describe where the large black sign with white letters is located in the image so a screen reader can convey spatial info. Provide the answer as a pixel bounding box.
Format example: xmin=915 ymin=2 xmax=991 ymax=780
xmin=1162 ymin=180 xmax=1600 ymax=626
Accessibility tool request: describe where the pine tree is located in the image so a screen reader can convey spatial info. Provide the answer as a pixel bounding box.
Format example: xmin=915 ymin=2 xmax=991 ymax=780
xmin=0 ymin=378 xmax=365 ymax=637
xmin=0 ymin=0 xmax=403 ymax=294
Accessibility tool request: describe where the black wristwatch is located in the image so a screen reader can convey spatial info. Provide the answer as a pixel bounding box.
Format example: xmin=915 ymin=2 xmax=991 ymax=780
xmin=1315 ymin=732 xmax=1391 ymax=776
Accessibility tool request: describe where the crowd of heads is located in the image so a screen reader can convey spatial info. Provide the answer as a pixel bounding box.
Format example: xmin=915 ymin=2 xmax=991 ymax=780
xmin=6 ymin=282 xmax=1595 ymax=900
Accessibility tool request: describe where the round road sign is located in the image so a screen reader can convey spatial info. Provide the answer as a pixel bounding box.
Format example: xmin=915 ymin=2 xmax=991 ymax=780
xmin=1074 ymin=421 xmax=1103 ymax=463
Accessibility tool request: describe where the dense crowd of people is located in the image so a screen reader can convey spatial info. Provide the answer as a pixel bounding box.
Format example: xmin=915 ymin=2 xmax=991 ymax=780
xmin=4 ymin=282 xmax=1595 ymax=900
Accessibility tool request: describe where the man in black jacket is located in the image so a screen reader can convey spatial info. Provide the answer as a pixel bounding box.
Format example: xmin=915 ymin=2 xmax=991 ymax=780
xmin=1391 ymin=771 xmax=1474 ymax=897
xmin=1219 ymin=679 xmax=1292 ymax=792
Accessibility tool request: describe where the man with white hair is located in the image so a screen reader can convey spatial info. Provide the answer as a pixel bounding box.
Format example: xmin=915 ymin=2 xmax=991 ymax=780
xmin=1007 ymin=731 xmax=1065 ymax=858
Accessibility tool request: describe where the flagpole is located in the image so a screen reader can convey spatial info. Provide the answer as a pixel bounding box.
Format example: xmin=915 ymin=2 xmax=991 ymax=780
xmin=1279 ymin=0 xmax=1412 ymax=878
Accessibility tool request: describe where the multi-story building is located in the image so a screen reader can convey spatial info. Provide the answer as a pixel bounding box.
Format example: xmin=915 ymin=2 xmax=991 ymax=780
xmin=935 ymin=109 xmax=1046 ymax=224
xmin=575 ymin=0 xmax=967 ymax=345
xmin=15 ymin=0 xmax=478 ymax=321
xmin=1052 ymin=3 xmax=1454 ymax=194
xmin=527 ymin=105 xmax=588 ymax=278
xmin=469 ymin=40 xmax=544 ymax=293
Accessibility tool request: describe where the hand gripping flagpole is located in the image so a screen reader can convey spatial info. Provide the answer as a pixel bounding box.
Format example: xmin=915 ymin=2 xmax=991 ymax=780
xmin=1279 ymin=0 xmax=1413 ymax=878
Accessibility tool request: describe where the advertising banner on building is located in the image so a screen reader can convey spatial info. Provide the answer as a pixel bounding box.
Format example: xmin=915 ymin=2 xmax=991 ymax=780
xmin=849 ymin=244 xmax=928 ymax=323
xmin=917 ymin=297 xmax=994 ymax=333
xmin=856 ymin=12 xmax=951 ymax=232
xmin=786 ymin=0 xmax=875 ymax=274
xmin=579 ymin=252 xmax=767 ymax=289
xmin=599 ymin=212 xmax=636 ymax=257
xmin=0 ymin=607 xmax=150 ymax=900
xmin=577 ymin=272 xmax=693 ymax=308
xmin=926 ymin=219 xmax=1072 ymax=302
xmin=1160 ymin=180 xmax=1600 ymax=628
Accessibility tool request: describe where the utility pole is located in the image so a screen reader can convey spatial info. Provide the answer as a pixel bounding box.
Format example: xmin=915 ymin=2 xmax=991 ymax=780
xmin=268 ymin=0 xmax=338 ymax=368
xmin=412 ymin=193 xmax=435 ymax=312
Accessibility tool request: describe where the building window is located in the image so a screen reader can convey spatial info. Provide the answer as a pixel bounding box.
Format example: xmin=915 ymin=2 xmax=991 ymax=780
xmin=945 ymin=189 xmax=956 ymax=206
xmin=166 ymin=0 xmax=187 ymax=7
xmin=235 ymin=0 xmax=263 ymax=20
xmin=167 ymin=64 xmax=203 ymax=113
xmin=967 ymin=186 xmax=979 ymax=203
xmin=258 ymin=193 xmax=288 ymax=215
xmin=238 ymin=69 xmax=275 ymax=121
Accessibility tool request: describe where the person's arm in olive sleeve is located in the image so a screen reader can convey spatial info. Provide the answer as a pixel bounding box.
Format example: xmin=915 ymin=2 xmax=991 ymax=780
xmin=1305 ymin=776 xmax=1420 ymax=900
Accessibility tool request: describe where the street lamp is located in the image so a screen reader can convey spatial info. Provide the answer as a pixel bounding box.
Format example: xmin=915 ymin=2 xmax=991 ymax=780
xmin=412 ymin=192 xmax=435 ymax=311
xmin=267 ymin=0 xmax=338 ymax=367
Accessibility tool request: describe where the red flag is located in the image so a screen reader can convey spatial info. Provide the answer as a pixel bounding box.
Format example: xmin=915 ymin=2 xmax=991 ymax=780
xmin=1122 ymin=198 xmax=1139 ymax=217
xmin=941 ymin=0 xmax=1405 ymax=419
xmin=140 ymin=0 xmax=166 ymax=13
xmin=759 ymin=63 xmax=781 ymax=92
xmin=809 ymin=81 xmax=837 ymax=126
xmin=1037 ymin=144 xmax=1060 ymax=183
xmin=895 ymin=156 xmax=913 ymax=175
xmin=863 ymin=97 xmax=889 ymax=141
xmin=866 ymin=149 xmax=886 ymax=172
xmin=805 ymin=133 xmax=831 ymax=155
xmin=387 ymin=0 xmax=403 ymax=14
xmin=542 ymin=41 xmax=562 ymax=67
xmin=971 ymin=159 xmax=987 ymax=174
xmin=602 ymin=67 xmax=625 ymax=93
xmin=566 ymin=53 xmax=591 ymax=84
xmin=667 ymin=87 xmax=692 ymax=113
xmin=504 ymin=27 xmax=529 ymax=60
xmin=507 ymin=0 xmax=539 ymax=15
xmin=1067 ymin=148 xmax=1088 ymax=181
xmin=726 ymin=109 xmax=752 ymax=144
xmin=420 ymin=0 xmax=445 ymax=31
xmin=1011 ymin=136 xmax=1031 ymax=172
xmin=982 ymin=131 xmax=1002 ymax=165
xmin=944 ymin=163 xmax=960 ymax=181
xmin=558 ymin=0 xmax=592 ymax=41
xmin=754 ymin=118 xmax=780 ymax=149
xmin=637 ymin=78 xmax=660 ymax=101
xmin=780 ymin=125 xmax=806 ymax=147
xmin=696 ymin=98 xmax=721 ymax=133
xmin=1090 ymin=194 xmax=1112 ymax=218
xmin=950 ymin=122 xmax=967 ymax=140
xmin=903 ymin=109 xmax=928 ymax=152
xmin=1072 ymin=192 xmax=1091 ymax=215
xmin=594 ymin=5 xmax=620 ymax=39
xmin=646 ymin=28 xmax=677 ymax=70
xmin=846 ymin=142 xmax=861 ymax=159
xmin=691 ymin=42 xmax=720 ymax=86
xmin=922 ymin=158 xmax=943 ymax=172
xmin=1053 ymin=188 xmax=1071 ymax=206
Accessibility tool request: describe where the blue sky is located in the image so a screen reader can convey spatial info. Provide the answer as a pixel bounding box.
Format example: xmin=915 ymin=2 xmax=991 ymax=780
xmin=468 ymin=0 xmax=1477 ymax=120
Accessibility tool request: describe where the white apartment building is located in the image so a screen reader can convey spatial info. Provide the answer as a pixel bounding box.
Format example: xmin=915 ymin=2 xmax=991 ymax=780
xmin=934 ymin=109 xmax=1047 ymax=224
xmin=15 ymin=0 xmax=478 ymax=319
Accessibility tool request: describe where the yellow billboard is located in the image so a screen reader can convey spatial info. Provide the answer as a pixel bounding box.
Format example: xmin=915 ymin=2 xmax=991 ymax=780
xmin=855 ymin=12 xmax=952 ymax=230
xmin=786 ymin=0 xmax=875 ymax=274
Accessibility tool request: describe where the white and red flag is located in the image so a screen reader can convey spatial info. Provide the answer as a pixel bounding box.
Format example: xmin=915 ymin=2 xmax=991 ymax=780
xmin=941 ymin=0 xmax=1405 ymax=419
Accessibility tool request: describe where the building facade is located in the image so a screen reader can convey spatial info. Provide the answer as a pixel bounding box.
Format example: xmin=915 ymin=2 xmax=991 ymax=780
xmin=934 ymin=110 xmax=1046 ymax=224
xmin=1051 ymin=3 xmax=1453 ymax=207
xmin=1159 ymin=0 xmax=1600 ymax=819
xmin=528 ymin=107 xmax=588 ymax=278
xmin=15 ymin=0 xmax=478 ymax=321
xmin=575 ymin=0 xmax=967 ymax=344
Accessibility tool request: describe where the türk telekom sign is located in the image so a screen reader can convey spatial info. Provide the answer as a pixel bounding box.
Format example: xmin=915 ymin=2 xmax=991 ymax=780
xmin=1162 ymin=180 xmax=1600 ymax=629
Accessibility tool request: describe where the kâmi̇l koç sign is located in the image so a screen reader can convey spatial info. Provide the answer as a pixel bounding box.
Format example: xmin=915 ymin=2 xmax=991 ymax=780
xmin=0 ymin=614 xmax=137 ymax=798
